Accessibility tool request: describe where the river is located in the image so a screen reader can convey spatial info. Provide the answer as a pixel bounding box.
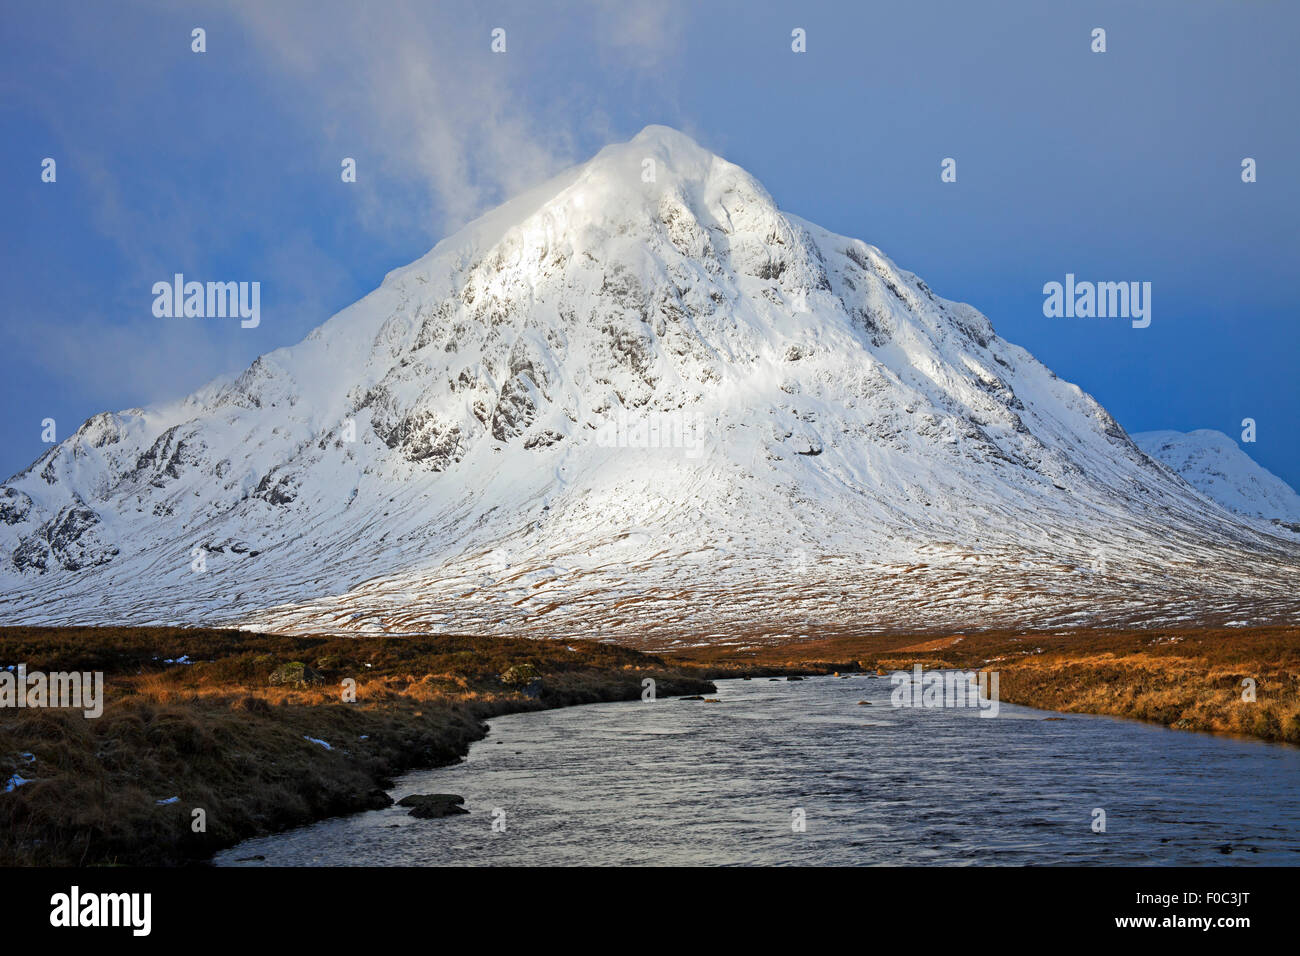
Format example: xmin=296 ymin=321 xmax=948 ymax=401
xmin=215 ymin=674 xmax=1300 ymax=865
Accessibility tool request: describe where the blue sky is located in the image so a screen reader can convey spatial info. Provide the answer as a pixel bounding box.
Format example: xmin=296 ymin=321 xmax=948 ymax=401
xmin=2 ymin=0 xmax=1297 ymax=486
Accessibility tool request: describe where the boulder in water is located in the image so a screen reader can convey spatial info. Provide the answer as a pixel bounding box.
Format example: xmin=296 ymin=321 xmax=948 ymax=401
xmin=398 ymin=793 xmax=468 ymax=818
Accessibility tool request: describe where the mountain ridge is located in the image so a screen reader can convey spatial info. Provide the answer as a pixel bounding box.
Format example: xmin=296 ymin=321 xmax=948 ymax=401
xmin=3 ymin=126 xmax=1297 ymax=645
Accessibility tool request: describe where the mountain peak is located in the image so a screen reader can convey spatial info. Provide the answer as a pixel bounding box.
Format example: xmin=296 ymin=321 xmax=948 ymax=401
xmin=559 ymin=123 xmax=768 ymax=221
xmin=3 ymin=131 xmax=1298 ymax=641
xmin=627 ymin=123 xmax=711 ymax=154
xmin=617 ymin=125 xmax=730 ymax=180
xmin=385 ymin=125 xmax=765 ymax=293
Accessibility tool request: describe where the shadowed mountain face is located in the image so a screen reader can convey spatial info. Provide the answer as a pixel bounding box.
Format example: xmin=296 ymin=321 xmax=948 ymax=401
xmin=2 ymin=127 xmax=1297 ymax=645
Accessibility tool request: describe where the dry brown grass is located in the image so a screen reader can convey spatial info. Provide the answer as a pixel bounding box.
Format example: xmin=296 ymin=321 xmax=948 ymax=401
xmin=0 ymin=627 xmax=713 ymax=866
xmin=5 ymin=623 xmax=1296 ymax=866
xmin=667 ymin=625 xmax=1300 ymax=744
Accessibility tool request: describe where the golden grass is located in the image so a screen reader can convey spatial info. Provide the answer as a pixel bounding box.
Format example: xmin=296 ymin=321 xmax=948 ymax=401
xmin=4 ymin=623 xmax=1296 ymax=866
xmin=0 ymin=627 xmax=713 ymax=866
xmin=668 ymin=625 xmax=1300 ymax=744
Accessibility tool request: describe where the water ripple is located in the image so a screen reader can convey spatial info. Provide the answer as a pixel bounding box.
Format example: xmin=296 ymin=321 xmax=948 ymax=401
xmin=216 ymin=675 xmax=1300 ymax=866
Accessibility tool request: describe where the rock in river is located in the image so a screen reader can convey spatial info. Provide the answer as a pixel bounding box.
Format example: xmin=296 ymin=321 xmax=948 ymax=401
xmin=397 ymin=793 xmax=469 ymax=819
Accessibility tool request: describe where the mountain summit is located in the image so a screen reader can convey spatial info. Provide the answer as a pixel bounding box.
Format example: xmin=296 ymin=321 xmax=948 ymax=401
xmin=3 ymin=126 xmax=1297 ymax=644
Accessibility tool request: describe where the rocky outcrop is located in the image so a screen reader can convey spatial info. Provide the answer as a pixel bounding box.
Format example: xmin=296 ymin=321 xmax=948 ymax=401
xmin=11 ymin=504 xmax=117 ymax=573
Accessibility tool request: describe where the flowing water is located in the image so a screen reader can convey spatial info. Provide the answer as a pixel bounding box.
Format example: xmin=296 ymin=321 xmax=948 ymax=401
xmin=216 ymin=674 xmax=1300 ymax=866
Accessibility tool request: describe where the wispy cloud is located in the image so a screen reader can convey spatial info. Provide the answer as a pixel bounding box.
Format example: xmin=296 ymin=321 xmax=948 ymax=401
xmin=228 ymin=0 xmax=684 ymax=235
xmin=0 ymin=0 xmax=690 ymax=476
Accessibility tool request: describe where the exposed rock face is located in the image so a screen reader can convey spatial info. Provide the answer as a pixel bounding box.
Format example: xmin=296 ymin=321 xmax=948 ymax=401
xmin=1 ymin=126 xmax=1297 ymax=642
xmin=11 ymin=504 xmax=118 ymax=572
xmin=0 ymin=489 xmax=32 ymax=526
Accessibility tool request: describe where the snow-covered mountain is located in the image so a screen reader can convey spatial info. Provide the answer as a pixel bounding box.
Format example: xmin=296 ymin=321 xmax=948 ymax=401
xmin=2 ymin=126 xmax=1297 ymax=646
xmin=1134 ymin=429 xmax=1300 ymax=531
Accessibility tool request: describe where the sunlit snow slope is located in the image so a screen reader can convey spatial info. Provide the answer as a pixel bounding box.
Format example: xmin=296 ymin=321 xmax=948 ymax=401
xmin=3 ymin=127 xmax=1297 ymax=647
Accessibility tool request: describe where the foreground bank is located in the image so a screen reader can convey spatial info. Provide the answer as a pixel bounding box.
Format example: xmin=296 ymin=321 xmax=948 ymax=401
xmin=214 ymin=669 xmax=1300 ymax=867
xmin=0 ymin=627 xmax=717 ymax=865
xmin=4 ymin=624 xmax=1296 ymax=866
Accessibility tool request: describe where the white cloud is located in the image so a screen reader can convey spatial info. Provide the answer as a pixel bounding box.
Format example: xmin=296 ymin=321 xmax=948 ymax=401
xmin=227 ymin=0 xmax=684 ymax=236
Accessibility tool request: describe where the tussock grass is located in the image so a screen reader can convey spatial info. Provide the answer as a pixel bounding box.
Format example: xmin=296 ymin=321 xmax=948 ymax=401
xmin=670 ymin=625 xmax=1300 ymax=745
xmin=6 ymin=623 xmax=1295 ymax=865
xmin=0 ymin=627 xmax=713 ymax=866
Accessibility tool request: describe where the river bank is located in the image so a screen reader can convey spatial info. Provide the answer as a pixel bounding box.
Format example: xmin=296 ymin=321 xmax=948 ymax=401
xmin=4 ymin=623 xmax=1296 ymax=865
xmin=668 ymin=624 xmax=1300 ymax=745
xmin=214 ymin=670 xmax=1300 ymax=867
xmin=0 ymin=626 xmax=717 ymax=865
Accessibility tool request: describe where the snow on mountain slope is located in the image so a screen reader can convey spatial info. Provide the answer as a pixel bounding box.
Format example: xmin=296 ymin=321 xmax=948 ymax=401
xmin=2 ymin=126 xmax=1297 ymax=647
xmin=1134 ymin=429 xmax=1300 ymax=530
